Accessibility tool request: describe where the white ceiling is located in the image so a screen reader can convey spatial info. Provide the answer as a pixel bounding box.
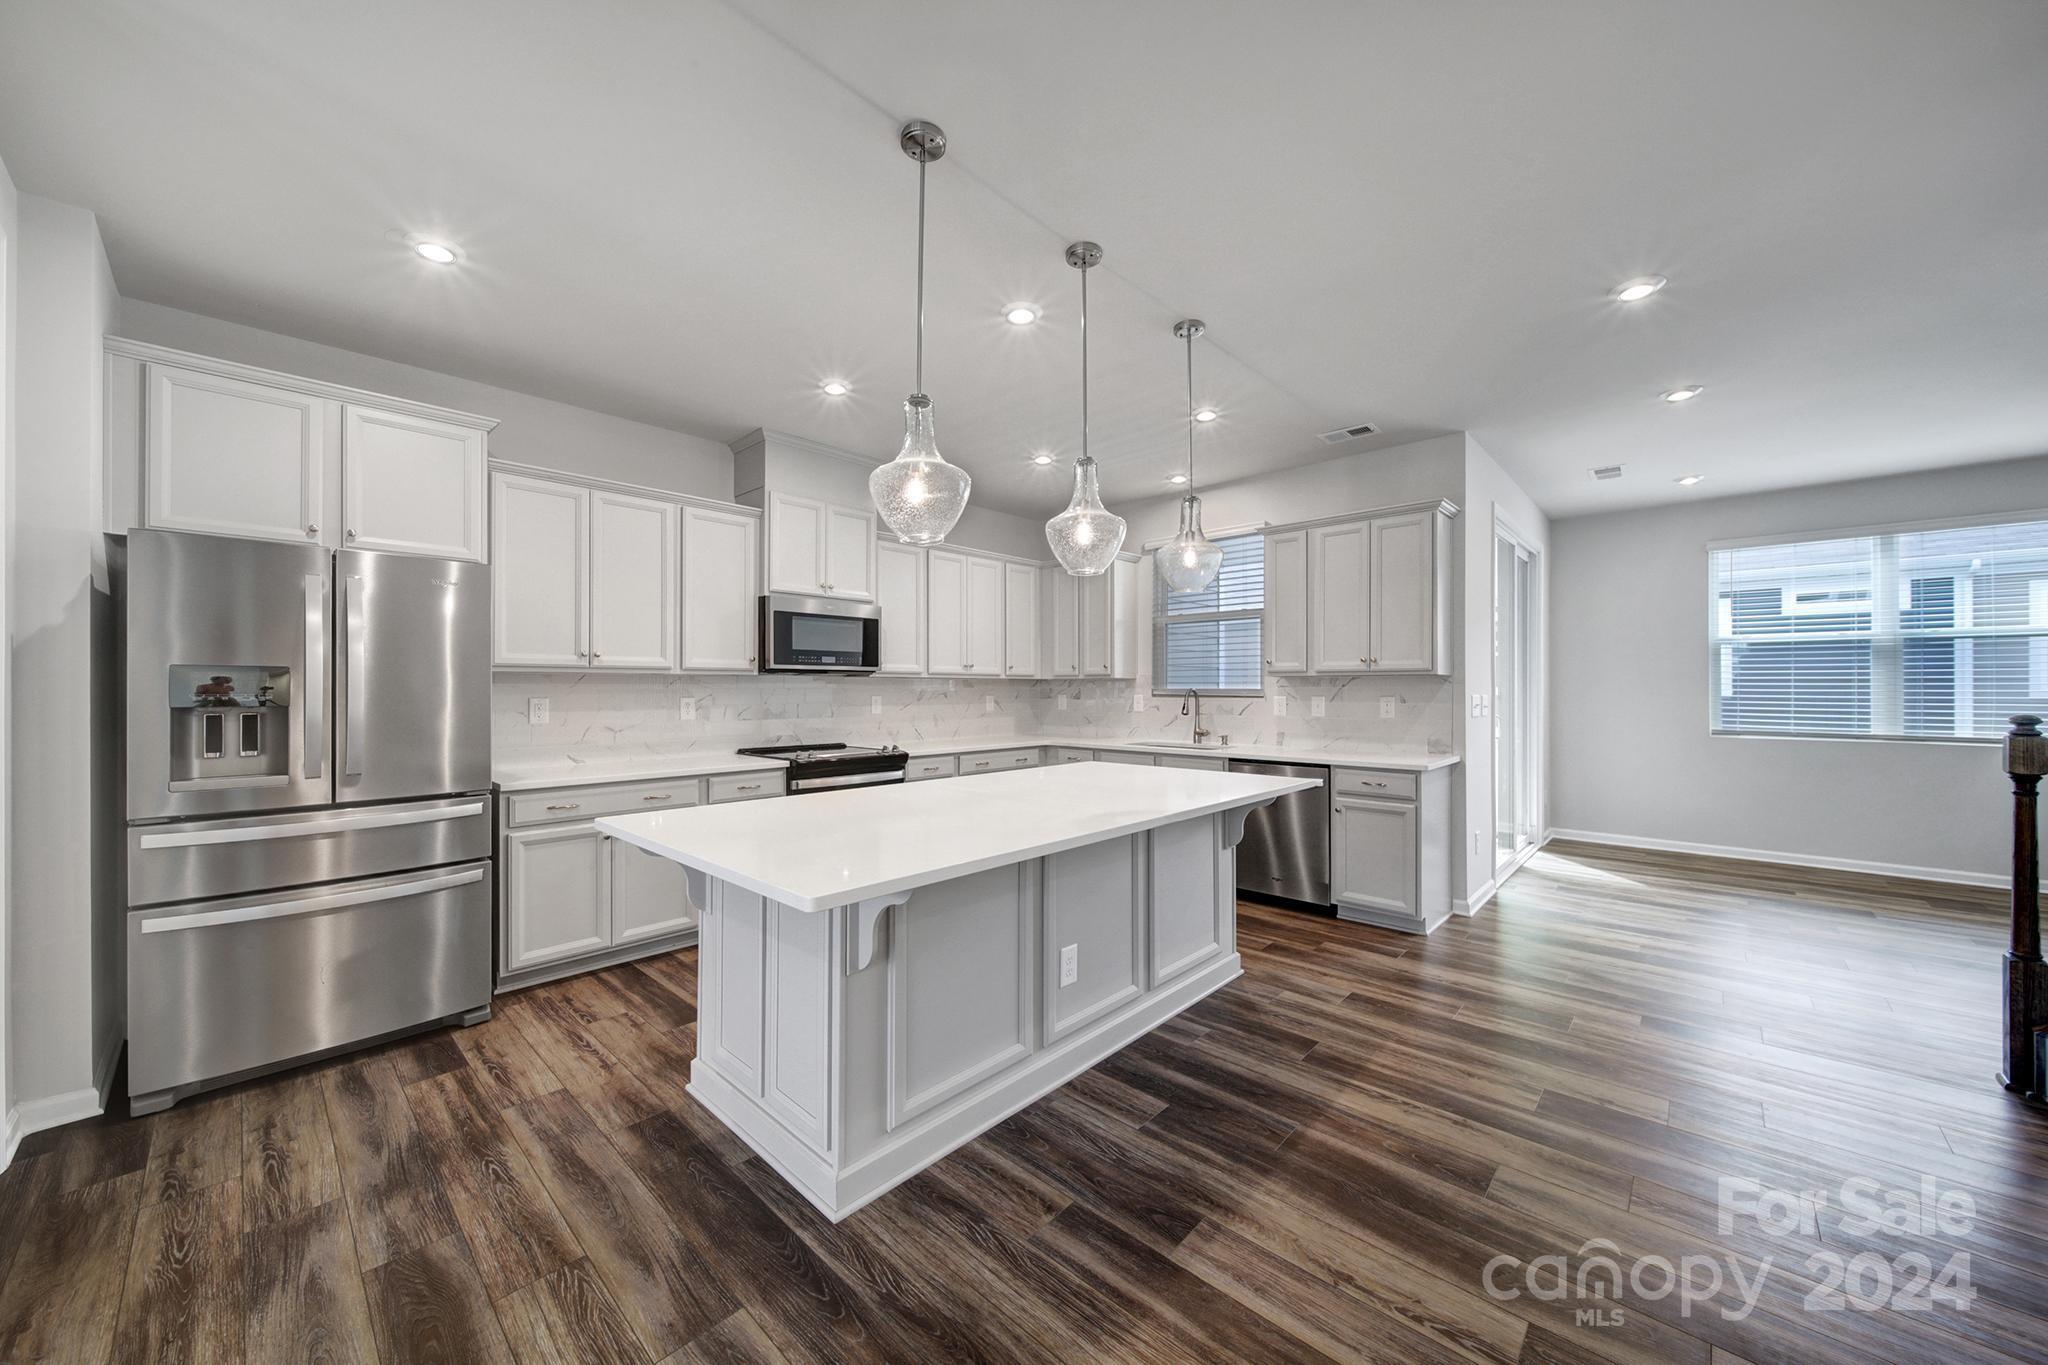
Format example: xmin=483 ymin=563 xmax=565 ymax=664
xmin=2 ymin=0 xmax=2043 ymax=518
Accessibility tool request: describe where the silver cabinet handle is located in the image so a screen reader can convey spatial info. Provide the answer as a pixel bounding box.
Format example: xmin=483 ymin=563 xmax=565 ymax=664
xmin=346 ymin=528 xmax=357 ymax=542
xmin=343 ymin=575 xmax=368 ymax=777
xmin=1357 ymin=779 xmax=1387 ymax=788
xmin=736 ymin=783 xmax=761 ymax=792
xmin=544 ymin=802 xmax=580 ymax=811
xmin=302 ymin=573 xmax=325 ymax=780
xmin=140 ymin=867 xmax=484 ymax=935
xmin=641 ymin=793 xmax=673 ymax=802
xmin=592 ymin=651 xmax=603 ymax=660
xmin=306 ymin=524 xmax=319 ymax=538
xmin=972 ymin=760 xmax=990 ymax=769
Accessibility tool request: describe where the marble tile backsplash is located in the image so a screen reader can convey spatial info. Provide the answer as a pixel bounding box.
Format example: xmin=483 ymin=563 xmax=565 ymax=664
xmin=494 ymin=670 xmax=1457 ymax=762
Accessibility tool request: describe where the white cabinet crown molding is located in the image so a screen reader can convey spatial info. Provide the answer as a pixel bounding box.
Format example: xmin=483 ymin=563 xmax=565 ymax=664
xmin=105 ymin=336 xmax=497 ymax=432
xmin=489 ymin=458 xmax=757 ymax=519
xmin=1260 ymin=497 xmax=1461 ymax=537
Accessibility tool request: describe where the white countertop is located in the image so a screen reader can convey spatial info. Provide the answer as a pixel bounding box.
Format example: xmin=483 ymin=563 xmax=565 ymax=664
xmin=496 ymin=735 xmax=1455 ymax=791
xmin=597 ymin=763 xmax=1322 ymax=913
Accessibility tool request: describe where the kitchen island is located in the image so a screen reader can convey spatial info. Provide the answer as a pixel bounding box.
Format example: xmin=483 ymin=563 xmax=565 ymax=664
xmin=598 ymin=761 xmax=1318 ymax=1220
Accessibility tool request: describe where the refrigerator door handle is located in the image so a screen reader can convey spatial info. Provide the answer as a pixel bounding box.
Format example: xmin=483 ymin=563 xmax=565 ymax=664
xmin=303 ymin=573 xmax=326 ymax=779
xmin=138 ymin=866 xmax=485 ymax=935
xmin=135 ymin=801 xmax=487 ymax=849
xmin=343 ymin=573 xmax=368 ymax=777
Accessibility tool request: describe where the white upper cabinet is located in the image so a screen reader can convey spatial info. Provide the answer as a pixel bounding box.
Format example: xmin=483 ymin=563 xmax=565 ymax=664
xmin=1367 ymin=510 xmax=1445 ymax=673
xmin=1002 ymin=562 xmax=1039 ymax=676
xmin=341 ymin=404 xmax=488 ymax=561
xmin=965 ymin=555 xmax=1004 ymax=675
xmin=1263 ymin=529 xmax=1309 ymax=674
xmin=681 ymin=505 xmax=760 ymax=673
xmin=1309 ymin=520 xmax=1372 ymax=673
xmin=1043 ymin=567 xmax=1080 ymax=678
xmin=146 ymin=362 xmax=328 ymax=546
xmin=1076 ymin=558 xmax=1138 ymax=679
xmin=589 ymin=490 xmax=679 ymax=671
xmin=491 ymin=473 xmax=588 ymax=668
xmin=765 ymin=491 xmax=875 ymax=600
xmin=127 ymin=347 xmax=493 ymax=559
xmin=874 ymin=540 xmax=927 ymax=675
xmin=926 ymin=548 xmax=1004 ymax=676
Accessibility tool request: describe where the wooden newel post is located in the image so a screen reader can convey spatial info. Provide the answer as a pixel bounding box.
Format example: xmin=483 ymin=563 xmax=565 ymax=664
xmin=2002 ymin=714 xmax=2046 ymax=1101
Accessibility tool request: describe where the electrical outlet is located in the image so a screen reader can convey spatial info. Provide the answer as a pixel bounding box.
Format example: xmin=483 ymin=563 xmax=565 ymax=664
xmin=1379 ymin=696 xmax=1396 ymax=719
xmin=1272 ymin=694 xmax=1287 ymax=718
xmin=1309 ymin=695 xmax=1326 ymax=718
xmin=1471 ymin=692 xmax=1488 ymax=717
xmin=870 ymin=696 xmax=882 ymax=716
xmin=985 ymin=695 xmax=996 ymax=713
xmin=527 ymin=698 xmax=549 ymax=725
xmin=1059 ymin=944 xmax=1079 ymax=987
xmin=1057 ymin=694 xmax=1069 ymax=711
xmin=679 ymin=697 xmax=697 ymax=721
xmin=1473 ymin=831 xmax=1482 ymax=857
xmin=1132 ymin=693 xmax=1146 ymax=713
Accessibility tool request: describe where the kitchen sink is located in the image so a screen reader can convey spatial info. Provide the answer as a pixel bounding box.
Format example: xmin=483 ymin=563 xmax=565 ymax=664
xmin=1138 ymin=741 xmax=1230 ymax=751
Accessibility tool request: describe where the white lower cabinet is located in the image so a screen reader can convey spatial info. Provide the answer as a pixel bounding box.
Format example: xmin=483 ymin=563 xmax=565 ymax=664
xmin=502 ymin=823 xmax=609 ymax=972
xmin=1329 ymin=765 xmax=1451 ymax=932
xmin=1332 ymin=798 xmax=1417 ymax=918
xmin=610 ymin=835 xmax=697 ymax=946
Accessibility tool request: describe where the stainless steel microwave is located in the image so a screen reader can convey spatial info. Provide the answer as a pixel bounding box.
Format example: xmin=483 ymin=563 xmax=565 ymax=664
xmin=759 ymin=593 xmax=881 ymax=673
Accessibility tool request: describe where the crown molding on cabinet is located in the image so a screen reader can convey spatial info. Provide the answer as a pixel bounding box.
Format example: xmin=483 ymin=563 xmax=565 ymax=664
xmin=102 ymin=336 xmax=499 ymax=431
xmin=488 ymin=459 xmax=758 ymax=520
xmin=728 ymin=427 xmax=884 ymax=469
xmin=1262 ymin=498 xmax=1460 ymax=538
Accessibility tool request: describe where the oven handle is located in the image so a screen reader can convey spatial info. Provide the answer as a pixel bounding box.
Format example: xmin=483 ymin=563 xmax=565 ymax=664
xmin=138 ymin=866 xmax=484 ymax=935
xmin=137 ymin=801 xmax=486 ymax=849
xmin=788 ymin=770 xmax=906 ymax=792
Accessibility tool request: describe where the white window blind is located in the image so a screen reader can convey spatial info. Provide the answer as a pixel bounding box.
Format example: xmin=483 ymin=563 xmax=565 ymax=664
xmin=1709 ymin=516 xmax=2048 ymax=740
xmin=1154 ymin=533 xmax=1264 ymax=694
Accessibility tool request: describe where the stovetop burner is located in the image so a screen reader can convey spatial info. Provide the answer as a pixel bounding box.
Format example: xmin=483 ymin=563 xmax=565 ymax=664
xmin=735 ymin=742 xmax=906 ymax=763
xmin=734 ymin=741 xmax=909 ymax=794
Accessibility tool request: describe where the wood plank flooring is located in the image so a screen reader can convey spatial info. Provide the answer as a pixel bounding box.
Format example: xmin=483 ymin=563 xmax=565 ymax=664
xmin=5 ymin=839 xmax=2045 ymax=1362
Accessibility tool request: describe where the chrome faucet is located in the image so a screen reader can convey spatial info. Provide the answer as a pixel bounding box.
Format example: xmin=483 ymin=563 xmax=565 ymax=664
xmin=1181 ymin=689 xmax=1211 ymax=743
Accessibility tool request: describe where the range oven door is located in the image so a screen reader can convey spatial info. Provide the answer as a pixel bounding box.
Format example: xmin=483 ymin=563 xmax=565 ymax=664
xmin=759 ymin=592 xmax=881 ymax=673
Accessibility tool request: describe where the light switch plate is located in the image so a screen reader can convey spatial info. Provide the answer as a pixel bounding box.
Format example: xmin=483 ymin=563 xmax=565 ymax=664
xmin=1470 ymin=692 xmax=1488 ymax=717
xmin=527 ymin=698 xmax=549 ymax=725
xmin=1310 ymin=695 xmax=1326 ymax=718
xmin=679 ymin=697 xmax=697 ymax=721
xmin=870 ymin=696 xmax=882 ymax=715
xmin=1059 ymin=944 xmax=1079 ymax=987
xmin=1272 ymin=694 xmax=1287 ymax=717
xmin=1379 ymin=696 xmax=1396 ymax=719
xmin=1132 ymin=693 xmax=1146 ymax=712
xmin=1057 ymin=694 xmax=1069 ymax=711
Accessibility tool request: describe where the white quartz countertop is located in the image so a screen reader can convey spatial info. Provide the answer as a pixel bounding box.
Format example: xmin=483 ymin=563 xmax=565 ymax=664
xmin=496 ymin=736 xmax=1455 ymax=791
xmin=596 ymin=763 xmax=1322 ymax=913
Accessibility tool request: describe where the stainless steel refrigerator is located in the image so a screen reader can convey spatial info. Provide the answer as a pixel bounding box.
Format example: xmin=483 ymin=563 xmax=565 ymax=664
xmin=119 ymin=529 xmax=494 ymax=1113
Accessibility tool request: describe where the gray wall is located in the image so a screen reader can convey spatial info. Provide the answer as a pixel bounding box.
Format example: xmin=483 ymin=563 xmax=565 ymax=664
xmin=1550 ymin=453 xmax=2048 ymax=883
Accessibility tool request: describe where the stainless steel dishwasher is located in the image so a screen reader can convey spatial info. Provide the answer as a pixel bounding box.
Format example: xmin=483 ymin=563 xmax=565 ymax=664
xmin=1227 ymin=761 xmax=1330 ymax=906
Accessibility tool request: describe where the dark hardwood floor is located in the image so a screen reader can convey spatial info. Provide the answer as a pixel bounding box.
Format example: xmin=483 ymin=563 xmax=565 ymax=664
xmin=4 ymin=839 xmax=2044 ymax=1363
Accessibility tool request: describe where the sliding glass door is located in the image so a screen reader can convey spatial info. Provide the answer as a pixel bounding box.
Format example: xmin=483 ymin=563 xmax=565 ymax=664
xmin=1494 ymin=531 xmax=1537 ymax=871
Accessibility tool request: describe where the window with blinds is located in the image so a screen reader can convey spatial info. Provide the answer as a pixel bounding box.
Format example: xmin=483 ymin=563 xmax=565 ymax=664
xmin=1709 ymin=515 xmax=2048 ymax=741
xmin=1154 ymin=533 xmax=1265 ymax=694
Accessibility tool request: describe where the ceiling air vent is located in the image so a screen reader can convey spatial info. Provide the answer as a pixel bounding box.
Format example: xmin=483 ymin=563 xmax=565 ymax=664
xmin=1319 ymin=422 xmax=1378 ymax=444
xmin=1591 ymin=464 xmax=1624 ymax=481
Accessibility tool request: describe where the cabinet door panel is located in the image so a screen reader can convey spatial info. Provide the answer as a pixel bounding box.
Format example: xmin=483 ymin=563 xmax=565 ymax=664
xmin=1309 ymin=521 xmax=1370 ymax=672
xmin=504 ymin=824 xmax=608 ymax=970
xmin=1264 ymin=529 xmax=1309 ymax=673
xmin=492 ymin=473 xmax=588 ymax=667
xmin=1003 ymin=562 xmax=1039 ymax=676
xmin=766 ymin=491 xmax=824 ymax=594
xmin=590 ymin=491 xmax=678 ymax=670
xmin=1369 ymin=511 xmax=1436 ymax=672
xmin=926 ymin=549 xmax=968 ymax=675
xmin=342 ymin=404 xmax=486 ymax=561
xmin=146 ymin=363 xmax=326 ymax=545
xmin=824 ymin=504 xmax=877 ymax=600
xmin=610 ymin=834 xmax=697 ymax=946
xmin=1045 ymin=568 xmax=1080 ymax=677
xmin=874 ymin=540 xmax=927 ymax=674
xmin=964 ymin=556 xmax=1004 ymax=675
xmin=1079 ymin=572 xmax=1113 ymax=676
xmin=681 ymin=505 xmax=758 ymax=672
xmin=1333 ymin=797 xmax=1417 ymax=918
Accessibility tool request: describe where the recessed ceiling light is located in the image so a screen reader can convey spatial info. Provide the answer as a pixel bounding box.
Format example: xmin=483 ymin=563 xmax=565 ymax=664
xmin=1662 ymin=385 xmax=1705 ymax=403
xmin=412 ymin=240 xmax=459 ymax=265
xmin=1614 ymin=275 xmax=1666 ymax=302
xmin=1168 ymin=473 xmax=1189 ymax=484
xmin=821 ymin=380 xmax=850 ymax=396
xmin=1005 ymin=304 xmax=1040 ymax=326
xmin=1675 ymin=474 xmax=1704 ymax=486
xmin=1029 ymin=453 xmax=1054 ymax=466
xmin=1193 ymin=408 xmax=1218 ymax=423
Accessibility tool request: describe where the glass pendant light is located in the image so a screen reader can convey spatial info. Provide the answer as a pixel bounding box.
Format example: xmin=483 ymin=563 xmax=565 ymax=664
xmin=869 ymin=120 xmax=971 ymax=545
xmin=1045 ymin=241 xmax=1126 ymax=575
xmin=1155 ymin=318 xmax=1224 ymax=593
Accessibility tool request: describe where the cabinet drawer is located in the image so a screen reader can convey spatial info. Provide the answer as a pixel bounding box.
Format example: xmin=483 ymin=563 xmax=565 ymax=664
xmin=1332 ymin=768 xmax=1418 ymax=801
xmin=906 ymin=755 xmax=957 ymax=782
xmin=1097 ymin=751 xmax=1156 ymax=766
xmin=709 ymin=771 xmax=781 ymax=803
xmin=506 ymin=778 xmax=704 ymax=827
xmin=1051 ymin=747 xmax=1094 ymax=765
xmin=958 ymin=747 xmax=1040 ymax=774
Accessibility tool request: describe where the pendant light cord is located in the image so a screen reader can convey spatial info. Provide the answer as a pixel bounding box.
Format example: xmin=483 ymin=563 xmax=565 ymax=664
xmin=1079 ymin=263 xmax=1090 ymax=462
xmin=914 ymin=158 xmax=926 ymax=397
xmin=1184 ymin=330 xmax=1197 ymax=496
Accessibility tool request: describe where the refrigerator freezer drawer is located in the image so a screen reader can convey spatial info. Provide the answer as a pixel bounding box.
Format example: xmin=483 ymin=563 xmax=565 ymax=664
xmin=127 ymin=861 xmax=492 ymax=1101
xmin=129 ymin=794 xmax=492 ymax=907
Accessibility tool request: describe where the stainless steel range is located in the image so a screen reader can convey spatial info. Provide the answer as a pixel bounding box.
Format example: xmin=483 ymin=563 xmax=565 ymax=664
xmin=117 ymin=529 xmax=494 ymax=1114
xmin=734 ymin=742 xmax=909 ymax=794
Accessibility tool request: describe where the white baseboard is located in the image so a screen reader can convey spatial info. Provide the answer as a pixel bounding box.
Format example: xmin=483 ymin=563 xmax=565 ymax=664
xmin=1545 ymin=827 xmax=2003 ymax=890
xmin=1453 ymin=839 xmax=1544 ymax=917
xmin=0 ymin=1040 xmax=123 ymax=1173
